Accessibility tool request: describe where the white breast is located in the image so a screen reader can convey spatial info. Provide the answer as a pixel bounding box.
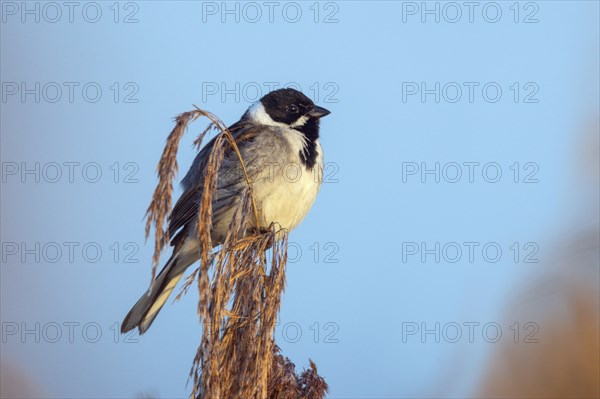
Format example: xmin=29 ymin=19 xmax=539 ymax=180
xmin=254 ymin=130 xmax=323 ymax=231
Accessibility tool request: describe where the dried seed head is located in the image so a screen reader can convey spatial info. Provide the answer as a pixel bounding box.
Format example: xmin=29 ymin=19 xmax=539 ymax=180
xmin=147 ymin=106 xmax=328 ymax=399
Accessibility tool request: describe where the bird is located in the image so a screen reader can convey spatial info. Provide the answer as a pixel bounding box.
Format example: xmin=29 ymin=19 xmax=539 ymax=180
xmin=121 ymin=88 xmax=331 ymax=334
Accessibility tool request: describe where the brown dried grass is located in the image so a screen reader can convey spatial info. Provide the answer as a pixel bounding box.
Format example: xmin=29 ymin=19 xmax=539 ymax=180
xmin=145 ymin=107 xmax=328 ymax=399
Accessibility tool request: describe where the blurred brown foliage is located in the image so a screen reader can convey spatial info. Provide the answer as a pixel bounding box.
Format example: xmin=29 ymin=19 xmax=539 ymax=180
xmin=477 ymin=228 xmax=600 ymax=398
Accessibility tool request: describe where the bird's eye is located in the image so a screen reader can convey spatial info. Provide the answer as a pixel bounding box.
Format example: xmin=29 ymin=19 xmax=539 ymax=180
xmin=287 ymin=104 xmax=299 ymax=114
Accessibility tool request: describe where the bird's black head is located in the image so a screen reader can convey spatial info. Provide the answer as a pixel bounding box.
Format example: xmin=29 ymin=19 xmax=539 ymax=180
xmin=260 ymin=88 xmax=330 ymax=127
xmin=245 ymin=88 xmax=330 ymax=169
xmin=246 ymin=88 xmax=330 ymax=132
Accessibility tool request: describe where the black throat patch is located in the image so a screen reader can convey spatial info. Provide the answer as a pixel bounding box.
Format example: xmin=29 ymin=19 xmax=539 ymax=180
xmin=296 ymin=118 xmax=320 ymax=170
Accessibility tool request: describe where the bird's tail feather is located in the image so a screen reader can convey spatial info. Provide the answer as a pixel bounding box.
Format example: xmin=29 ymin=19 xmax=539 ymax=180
xmin=121 ymin=244 xmax=198 ymax=334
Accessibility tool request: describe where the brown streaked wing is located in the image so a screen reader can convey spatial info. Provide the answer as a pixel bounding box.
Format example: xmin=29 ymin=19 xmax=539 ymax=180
xmin=167 ymin=120 xmax=261 ymax=243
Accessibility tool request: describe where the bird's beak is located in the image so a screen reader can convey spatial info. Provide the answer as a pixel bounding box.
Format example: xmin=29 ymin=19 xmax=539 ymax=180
xmin=308 ymin=106 xmax=331 ymax=119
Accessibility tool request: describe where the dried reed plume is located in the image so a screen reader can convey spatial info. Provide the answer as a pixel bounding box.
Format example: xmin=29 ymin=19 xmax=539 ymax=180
xmin=145 ymin=107 xmax=328 ymax=399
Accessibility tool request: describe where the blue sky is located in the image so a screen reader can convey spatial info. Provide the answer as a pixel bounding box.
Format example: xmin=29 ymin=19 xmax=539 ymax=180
xmin=1 ymin=1 xmax=599 ymax=398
